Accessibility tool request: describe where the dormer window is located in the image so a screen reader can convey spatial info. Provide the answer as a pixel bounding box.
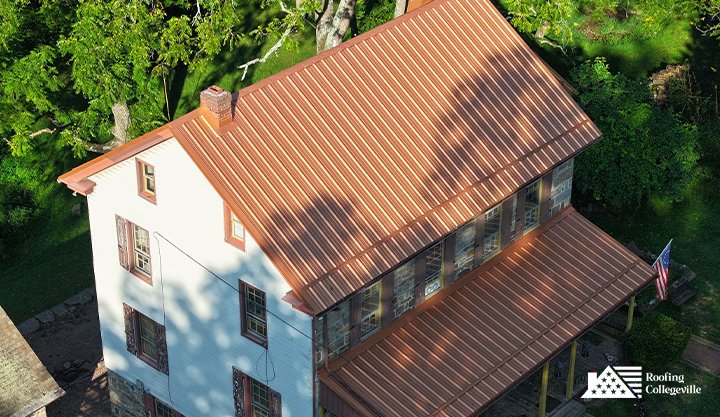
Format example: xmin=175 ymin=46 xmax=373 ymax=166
xmin=136 ymin=159 xmax=156 ymax=204
xmin=224 ymin=202 xmax=245 ymax=251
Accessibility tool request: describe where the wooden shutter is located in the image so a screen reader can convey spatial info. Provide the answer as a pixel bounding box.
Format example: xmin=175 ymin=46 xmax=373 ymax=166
xmin=143 ymin=392 xmax=156 ymax=417
xmin=232 ymin=367 xmax=247 ymax=417
xmin=155 ymin=322 xmax=169 ymax=375
xmin=270 ymin=389 xmax=282 ymax=417
xmin=123 ymin=304 xmax=138 ymax=354
xmin=116 ymin=215 xmax=130 ymax=270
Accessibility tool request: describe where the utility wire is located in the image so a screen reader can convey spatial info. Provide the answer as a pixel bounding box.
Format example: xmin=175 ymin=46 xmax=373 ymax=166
xmin=152 ymin=232 xmax=312 ymax=341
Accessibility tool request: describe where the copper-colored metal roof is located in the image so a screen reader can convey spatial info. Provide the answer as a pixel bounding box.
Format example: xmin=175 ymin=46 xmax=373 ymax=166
xmin=320 ymin=208 xmax=655 ymax=417
xmin=169 ymin=0 xmax=601 ymax=313
xmin=59 ymin=0 xmax=602 ymax=314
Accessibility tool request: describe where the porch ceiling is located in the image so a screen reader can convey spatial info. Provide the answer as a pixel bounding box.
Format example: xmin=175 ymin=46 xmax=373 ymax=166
xmin=320 ymin=207 xmax=655 ymax=417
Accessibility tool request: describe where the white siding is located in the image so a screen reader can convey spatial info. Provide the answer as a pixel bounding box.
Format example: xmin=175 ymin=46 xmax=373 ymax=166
xmin=86 ymin=139 xmax=313 ymax=417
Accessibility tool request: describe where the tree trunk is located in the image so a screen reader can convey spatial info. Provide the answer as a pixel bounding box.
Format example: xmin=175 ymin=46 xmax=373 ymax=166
xmin=394 ymin=0 xmax=408 ymax=18
xmin=316 ymin=0 xmax=334 ymax=53
xmin=111 ymin=101 xmax=131 ymax=144
xmin=322 ymin=0 xmax=357 ymax=51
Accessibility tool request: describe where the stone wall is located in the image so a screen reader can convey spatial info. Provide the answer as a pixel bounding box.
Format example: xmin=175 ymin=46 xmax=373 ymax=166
xmin=108 ymin=369 xmax=145 ymax=417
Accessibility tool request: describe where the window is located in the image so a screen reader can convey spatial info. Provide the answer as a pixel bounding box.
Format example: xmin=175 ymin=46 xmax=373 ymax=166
xmin=524 ymin=180 xmax=541 ymax=232
xmin=116 ymin=216 xmax=152 ymax=284
xmin=326 ymin=300 xmax=350 ymax=360
xmin=240 ymin=282 xmax=268 ymax=347
xmin=314 ymin=316 xmax=325 ymax=367
xmin=483 ymin=204 xmax=502 ymax=260
xmin=454 ymin=220 xmax=476 ymax=278
xmin=232 ymin=368 xmax=282 ymax=417
xmin=122 ymin=304 xmax=168 ymax=374
xmin=136 ymin=159 xmax=156 ymax=203
xmin=142 ymin=392 xmax=184 ymax=417
xmin=359 ymin=282 xmax=381 ymax=340
xmin=550 ymin=158 xmax=573 ymax=217
xmin=224 ymin=202 xmax=246 ymax=251
xmin=392 ymin=261 xmax=416 ymax=318
xmin=424 ymin=241 xmax=444 ymax=298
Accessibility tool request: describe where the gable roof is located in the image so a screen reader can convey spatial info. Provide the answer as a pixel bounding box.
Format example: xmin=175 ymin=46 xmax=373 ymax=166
xmin=60 ymin=0 xmax=601 ymax=315
xmin=0 ymin=307 xmax=64 ymax=417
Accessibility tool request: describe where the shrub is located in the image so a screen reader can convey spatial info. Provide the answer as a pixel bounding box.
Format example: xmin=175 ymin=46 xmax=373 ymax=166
xmin=625 ymin=312 xmax=691 ymax=371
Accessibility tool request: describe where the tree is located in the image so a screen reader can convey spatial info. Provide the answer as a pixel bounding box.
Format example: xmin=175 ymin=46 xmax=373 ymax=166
xmin=571 ymin=58 xmax=699 ymax=207
xmin=501 ymin=0 xmax=575 ymax=49
xmin=697 ymin=0 xmax=720 ymax=38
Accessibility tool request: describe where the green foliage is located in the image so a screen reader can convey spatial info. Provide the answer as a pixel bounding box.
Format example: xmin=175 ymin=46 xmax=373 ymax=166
xmin=501 ymin=0 xmax=576 ymax=46
xmin=571 ymin=58 xmax=699 ymax=207
xmin=625 ymin=312 xmax=691 ymax=371
xmin=356 ymin=0 xmax=395 ymax=33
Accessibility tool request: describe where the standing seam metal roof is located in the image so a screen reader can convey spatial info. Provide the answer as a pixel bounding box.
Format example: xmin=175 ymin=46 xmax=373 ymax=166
xmin=320 ymin=208 xmax=655 ymax=417
xmin=168 ymin=0 xmax=602 ymax=313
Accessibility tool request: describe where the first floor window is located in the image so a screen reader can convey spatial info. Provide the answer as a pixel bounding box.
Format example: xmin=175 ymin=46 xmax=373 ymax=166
xmin=232 ymin=367 xmax=282 ymax=417
xmin=240 ymin=281 xmax=268 ymax=347
xmin=550 ymin=158 xmax=573 ymax=217
xmin=454 ymin=220 xmax=476 ymax=278
xmin=116 ymin=215 xmax=152 ymax=284
xmin=424 ymin=241 xmax=444 ymax=298
xmin=326 ymin=300 xmax=350 ymax=359
xmin=392 ymin=261 xmax=416 ymax=318
xmin=524 ymin=180 xmax=541 ymax=232
xmin=483 ymin=204 xmax=502 ymax=260
xmin=359 ymin=282 xmax=381 ymax=340
xmin=143 ymin=392 xmax=184 ymax=417
xmin=123 ymin=304 xmax=168 ymax=374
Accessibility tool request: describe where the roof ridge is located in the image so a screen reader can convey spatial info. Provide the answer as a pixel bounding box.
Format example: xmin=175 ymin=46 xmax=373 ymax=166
xmin=299 ymin=119 xmax=594 ymax=297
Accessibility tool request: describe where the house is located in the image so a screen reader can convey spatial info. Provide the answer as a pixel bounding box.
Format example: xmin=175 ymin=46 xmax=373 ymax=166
xmin=0 ymin=306 xmax=64 ymax=417
xmin=58 ymin=0 xmax=656 ymax=416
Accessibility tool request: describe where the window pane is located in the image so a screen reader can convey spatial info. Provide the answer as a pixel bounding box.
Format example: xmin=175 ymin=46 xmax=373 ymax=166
xmin=143 ymin=164 xmax=155 ymax=193
xmin=231 ymin=212 xmax=244 ymax=239
xmin=483 ymin=204 xmax=501 ymax=260
xmin=360 ymin=282 xmax=381 ymax=339
xmin=524 ymin=180 xmax=541 ymax=232
xmin=139 ymin=315 xmax=158 ymax=361
xmin=244 ymin=285 xmax=267 ymax=340
xmin=424 ymin=242 xmax=443 ymax=298
xmin=392 ymin=262 xmax=415 ymax=318
xmin=132 ymin=224 xmax=151 ymax=274
xmin=251 ymin=379 xmax=270 ymax=417
xmin=314 ymin=316 xmax=325 ymax=366
xmin=550 ymin=159 xmax=573 ymax=218
xmin=156 ymin=401 xmax=173 ymax=417
xmin=326 ymin=300 xmax=350 ymax=359
xmin=454 ymin=220 xmax=476 ymax=278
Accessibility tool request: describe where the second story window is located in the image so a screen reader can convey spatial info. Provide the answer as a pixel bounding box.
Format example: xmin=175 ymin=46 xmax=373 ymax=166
xmin=524 ymin=180 xmax=541 ymax=232
xmin=550 ymin=158 xmax=574 ymax=217
xmin=392 ymin=261 xmax=416 ymax=319
xmin=224 ymin=202 xmax=246 ymax=251
xmin=136 ymin=159 xmax=156 ymax=204
xmin=123 ymin=304 xmax=169 ymax=374
xmin=116 ymin=215 xmax=152 ymax=284
xmin=327 ymin=300 xmax=350 ymax=359
xmin=454 ymin=220 xmax=476 ymax=278
xmin=240 ymin=281 xmax=268 ymax=347
xmin=424 ymin=241 xmax=444 ymax=298
xmin=359 ymin=281 xmax=381 ymax=340
xmin=483 ymin=204 xmax=502 ymax=260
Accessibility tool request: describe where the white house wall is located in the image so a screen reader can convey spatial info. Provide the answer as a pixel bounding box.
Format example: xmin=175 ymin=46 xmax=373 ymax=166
xmin=85 ymin=138 xmax=313 ymax=417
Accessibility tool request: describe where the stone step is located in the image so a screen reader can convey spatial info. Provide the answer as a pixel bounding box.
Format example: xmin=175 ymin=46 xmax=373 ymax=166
xmin=671 ymin=288 xmax=696 ymax=306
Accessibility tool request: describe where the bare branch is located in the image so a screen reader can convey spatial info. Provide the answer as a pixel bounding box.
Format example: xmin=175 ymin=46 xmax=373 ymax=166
xmin=29 ymin=128 xmax=56 ymax=138
xmin=237 ymin=27 xmax=293 ymax=80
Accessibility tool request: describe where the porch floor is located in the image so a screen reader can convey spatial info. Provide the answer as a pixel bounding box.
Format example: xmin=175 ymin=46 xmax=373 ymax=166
xmin=480 ymin=329 xmax=622 ymax=417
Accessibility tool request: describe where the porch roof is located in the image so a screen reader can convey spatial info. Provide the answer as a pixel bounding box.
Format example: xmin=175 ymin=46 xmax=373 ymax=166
xmin=320 ymin=208 xmax=655 ymax=417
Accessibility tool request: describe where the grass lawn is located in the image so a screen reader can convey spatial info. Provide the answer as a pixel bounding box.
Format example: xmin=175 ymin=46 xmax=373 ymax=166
xmin=588 ymin=362 xmax=720 ymax=417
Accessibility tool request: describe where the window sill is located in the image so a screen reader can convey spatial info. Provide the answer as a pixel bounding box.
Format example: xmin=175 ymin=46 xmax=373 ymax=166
xmin=138 ymin=191 xmax=157 ymax=205
xmin=225 ymin=236 xmax=246 ymax=251
xmin=242 ymin=331 xmax=268 ymax=349
xmin=137 ymin=352 xmax=160 ymax=371
xmin=130 ymin=268 xmax=153 ymax=285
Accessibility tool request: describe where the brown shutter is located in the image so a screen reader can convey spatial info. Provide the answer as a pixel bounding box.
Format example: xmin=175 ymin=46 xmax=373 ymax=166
xmin=155 ymin=322 xmax=169 ymax=375
xmin=232 ymin=367 xmax=247 ymax=417
xmin=143 ymin=392 xmax=156 ymax=417
xmin=270 ymin=389 xmax=282 ymax=417
xmin=123 ymin=304 xmax=138 ymax=354
xmin=116 ymin=215 xmax=130 ymax=270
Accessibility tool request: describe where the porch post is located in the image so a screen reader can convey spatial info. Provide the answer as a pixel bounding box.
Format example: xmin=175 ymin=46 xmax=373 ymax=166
xmin=565 ymin=340 xmax=577 ymax=398
xmin=625 ymin=295 xmax=636 ymax=332
xmin=538 ymin=361 xmax=550 ymax=417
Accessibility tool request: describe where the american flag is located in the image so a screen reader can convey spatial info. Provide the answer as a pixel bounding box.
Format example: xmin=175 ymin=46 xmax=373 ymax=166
xmin=653 ymin=240 xmax=672 ymax=300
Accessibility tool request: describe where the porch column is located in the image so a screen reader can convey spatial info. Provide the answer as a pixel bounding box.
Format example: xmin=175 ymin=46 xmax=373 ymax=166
xmin=538 ymin=361 xmax=550 ymax=417
xmin=625 ymin=295 xmax=636 ymax=332
xmin=565 ymin=340 xmax=577 ymax=398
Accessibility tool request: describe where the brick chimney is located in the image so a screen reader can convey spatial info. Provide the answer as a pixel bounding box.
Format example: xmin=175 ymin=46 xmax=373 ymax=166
xmin=200 ymin=85 xmax=232 ymax=130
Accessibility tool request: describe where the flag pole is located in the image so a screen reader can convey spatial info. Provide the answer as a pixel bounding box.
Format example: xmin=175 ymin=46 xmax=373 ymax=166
xmin=652 ymin=239 xmax=673 ymax=267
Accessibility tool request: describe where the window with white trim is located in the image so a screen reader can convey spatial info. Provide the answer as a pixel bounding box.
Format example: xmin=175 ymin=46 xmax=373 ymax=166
xmin=392 ymin=261 xmax=416 ymax=318
xmin=326 ymin=300 xmax=350 ymax=359
xmin=454 ymin=220 xmax=476 ymax=278
xmin=550 ymin=158 xmax=574 ymax=217
xmin=240 ymin=281 xmax=268 ymax=347
xmin=483 ymin=204 xmax=502 ymax=260
xmin=359 ymin=281 xmax=381 ymax=340
xmin=424 ymin=241 xmax=444 ymax=298
xmin=523 ymin=180 xmax=541 ymax=232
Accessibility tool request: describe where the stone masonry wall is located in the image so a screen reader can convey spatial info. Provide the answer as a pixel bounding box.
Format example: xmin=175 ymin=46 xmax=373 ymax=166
xmin=108 ymin=369 xmax=145 ymax=417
